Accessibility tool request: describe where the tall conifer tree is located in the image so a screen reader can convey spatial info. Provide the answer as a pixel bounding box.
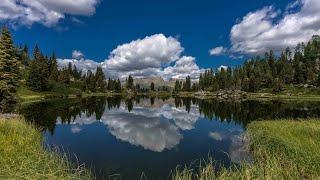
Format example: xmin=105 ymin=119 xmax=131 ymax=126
xmin=26 ymin=45 xmax=49 ymax=91
xmin=49 ymin=53 xmax=59 ymax=82
xmin=0 ymin=26 xmax=20 ymax=111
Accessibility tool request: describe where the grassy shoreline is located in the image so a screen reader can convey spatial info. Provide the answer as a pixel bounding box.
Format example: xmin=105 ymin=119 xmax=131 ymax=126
xmin=0 ymin=117 xmax=92 ymax=179
xmin=17 ymin=87 xmax=173 ymax=104
xmin=17 ymin=84 xmax=320 ymax=104
xmin=173 ymin=91 xmax=320 ymax=101
xmin=174 ymin=120 xmax=320 ymax=179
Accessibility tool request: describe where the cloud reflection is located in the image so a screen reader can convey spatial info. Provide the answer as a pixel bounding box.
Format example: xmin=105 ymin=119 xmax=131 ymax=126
xmin=208 ymin=129 xmax=252 ymax=165
xmin=103 ymin=113 xmax=182 ymax=152
xmin=68 ymin=102 xmax=201 ymax=152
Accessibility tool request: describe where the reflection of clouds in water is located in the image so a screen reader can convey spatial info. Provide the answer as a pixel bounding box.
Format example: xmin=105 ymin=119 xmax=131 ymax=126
xmin=161 ymin=104 xmax=199 ymax=130
xmin=56 ymin=117 xmax=63 ymax=124
xmin=102 ymin=113 xmax=182 ymax=152
xmin=57 ymin=114 xmax=99 ymax=134
xmin=209 ymin=129 xmax=252 ymax=165
xmin=65 ymin=103 xmax=201 ymax=152
xmin=229 ymin=133 xmax=252 ymax=165
xmin=209 ymin=132 xmax=223 ymax=141
xmin=71 ymin=125 xmax=82 ymax=134
xmin=127 ymin=104 xmax=200 ymax=130
xmin=57 ymin=114 xmax=98 ymax=125
xmin=208 ymin=128 xmax=244 ymax=141
xmin=101 ymin=104 xmax=198 ymax=152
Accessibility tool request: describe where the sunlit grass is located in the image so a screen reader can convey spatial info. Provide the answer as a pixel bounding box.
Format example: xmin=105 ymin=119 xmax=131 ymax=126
xmin=173 ymin=119 xmax=320 ymax=179
xmin=0 ymin=118 xmax=92 ymax=180
xmin=17 ymin=86 xmax=51 ymax=102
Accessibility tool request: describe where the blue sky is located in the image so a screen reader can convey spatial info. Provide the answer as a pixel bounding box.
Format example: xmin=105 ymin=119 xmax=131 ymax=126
xmin=1 ymin=0 xmax=319 ymax=79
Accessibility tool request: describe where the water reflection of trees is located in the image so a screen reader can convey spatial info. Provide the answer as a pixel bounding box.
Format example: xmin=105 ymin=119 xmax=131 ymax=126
xmin=19 ymin=96 xmax=320 ymax=133
xmin=195 ymin=99 xmax=320 ymax=127
xmin=172 ymin=98 xmax=320 ymax=127
xmin=19 ymin=96 xmax=116 ymax=134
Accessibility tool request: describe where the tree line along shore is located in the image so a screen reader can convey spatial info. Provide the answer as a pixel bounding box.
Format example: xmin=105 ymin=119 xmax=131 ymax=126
xmin=1 ymin=26 xmax=320 ymax=111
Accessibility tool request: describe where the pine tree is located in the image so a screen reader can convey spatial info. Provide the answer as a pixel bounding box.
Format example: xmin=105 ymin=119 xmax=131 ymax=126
xmin=126 ymin=75 xmax=134 ymax=90
xmin=86 ymin=70 xmax=96 ymax=92
xmin=107 ymin=78 xmax=112 ymax=90
xmin=95 ymin=67 xmax=106 ymax=92
xmin=26 ymin=60 xmax=39 ymax=90
xmin=21 ymin=45 xmax=29 ymax=66
xmin=226 ymin=67 xmax=232 ymax=89
xmin=150 ymin=82 xmax=155 ymax=91
xmin=175 ymin=80 xmax=182 ymax=92
xmin=199 ymin=74 xmax=204 ymax=90
xmin=0 ymin=26 xmax=20 ymax=111
xmin=49 ymin=53 xmax=59 ymax=82
xmin=116 ymin=79 xmax=121 ymax=92
xmin=26 ymin=45 xmax=49 ymax=91
xmin=72 ymin=65 xmax=81 ymax=80
xmin=218 ymin=68 xmax=227 ymax=89
xmin=183 ymin=76 xmax=191 ymax=91
xmin=135 ymin=84 xmax=141 ymax=92
xmin=68 ymin=62 xmax=73 ymax=76
xmin=16 ymin=44 xmax=29 ymax=67
xmin=192 ymin=82 xmax=198 ymax=91
xmin=58 ymin=68 xmax=70 ymax=85
xmin=293 ymin=48 xmax=306 ymax=84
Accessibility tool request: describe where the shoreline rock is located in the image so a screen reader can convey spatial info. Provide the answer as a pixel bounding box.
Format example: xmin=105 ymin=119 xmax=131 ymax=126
xmin=195 ymin=90 xmax=247 ymax=101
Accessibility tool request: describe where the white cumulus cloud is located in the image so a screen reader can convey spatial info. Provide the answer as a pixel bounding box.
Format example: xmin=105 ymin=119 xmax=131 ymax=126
xmin=212 ymin=0 xmax=320 ymax=56
xmin=209 ymin=46 xmax=227 ymax=56
xmin=101 ymin=34 xmax=205 ymax=80
xmin=102 ymin=34 xmax=183 ymax=76
xmin=57 ymin=58 xmax=99 ymax=73
xmin=72 ymin=50 xmax=84 ymax=59
xmin=58 ymin=34 xmax=205 ymax=80
xmin=231 ymin=0 xmax=320 ymax=54
xmin=162 ymin=56 xmax=204 ymax=80
xmin=0 ymin=0 xmax=100 ymax=27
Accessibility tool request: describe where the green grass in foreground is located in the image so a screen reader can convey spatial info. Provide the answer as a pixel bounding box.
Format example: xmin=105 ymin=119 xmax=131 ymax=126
xmin=0 ymin=118 xmax=92 ymax=180
xmin=173 ymin=120 xmax=320 ymax=179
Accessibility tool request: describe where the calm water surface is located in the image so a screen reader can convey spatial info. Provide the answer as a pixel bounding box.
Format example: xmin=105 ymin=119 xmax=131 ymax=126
xmin=19 ymin=97 xmax=320 ymax=179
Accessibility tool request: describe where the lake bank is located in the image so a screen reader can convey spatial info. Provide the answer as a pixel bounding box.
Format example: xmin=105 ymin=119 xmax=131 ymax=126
xmin=0 ymin=117 xmax=92 ymax=179
xmin=17 ymin=87 xmax=173 ymax=105
xmin=18 ymin=89 xmax=320 ymax=106
xmin=173 ymin=85 xmax=320 ymax=101
xmin=174 ymin=119 xmax=320 ymax=179
xmin=174 ymin=90 xmax=320 ymax=101
xmin=16 ymin=84 xmax=320 ymax=105
xmin=17 ymin=86 xmax=114 ymax=104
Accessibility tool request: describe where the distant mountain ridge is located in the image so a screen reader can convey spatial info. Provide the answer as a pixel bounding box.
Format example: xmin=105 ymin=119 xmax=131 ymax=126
xmin=134 ymin=77 xmax=179 ymax=88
